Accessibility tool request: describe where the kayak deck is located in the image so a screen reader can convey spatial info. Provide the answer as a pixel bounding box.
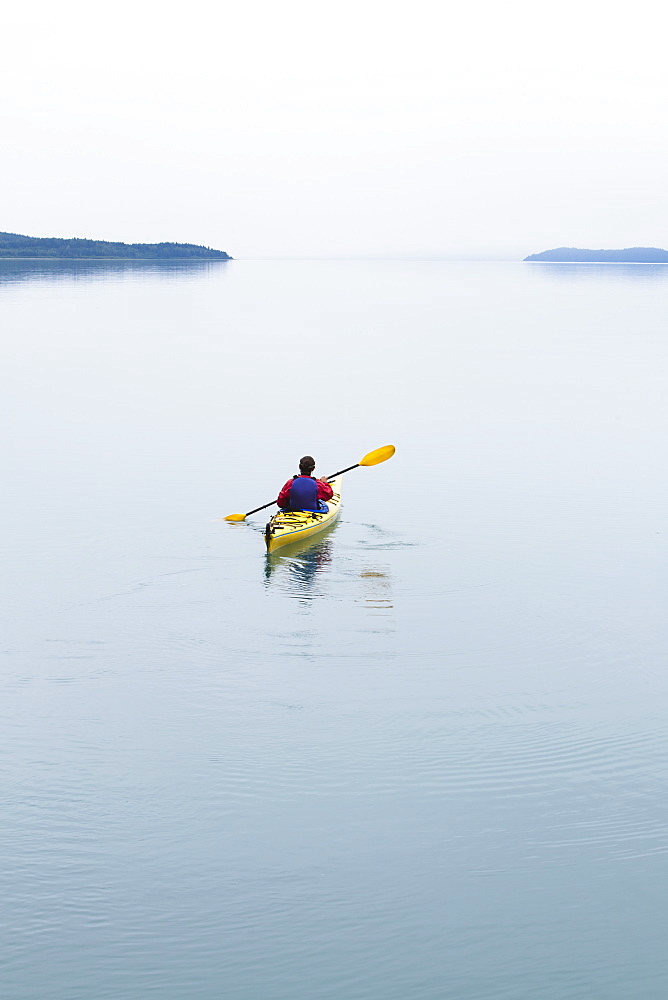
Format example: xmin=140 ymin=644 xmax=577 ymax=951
xmin=265 ymin=478 xmax=342 ymax=553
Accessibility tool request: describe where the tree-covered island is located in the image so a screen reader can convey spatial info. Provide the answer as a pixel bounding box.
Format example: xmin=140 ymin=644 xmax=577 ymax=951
xmin=0 ymin=231 xmax=232 ymax=259
xmin=524 ymin=247 xmax=668 ymax=263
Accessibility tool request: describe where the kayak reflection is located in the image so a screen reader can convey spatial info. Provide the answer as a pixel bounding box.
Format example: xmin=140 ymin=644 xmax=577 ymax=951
xmin=264 ymin=535 xmax=334 ymax=597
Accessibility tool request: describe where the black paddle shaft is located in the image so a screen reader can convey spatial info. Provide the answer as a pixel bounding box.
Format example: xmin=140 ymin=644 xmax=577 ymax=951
xmin=245 ymin=499 xmax=279 ymax=517
xmin=325 ymin=462 xmax=359 ymax=481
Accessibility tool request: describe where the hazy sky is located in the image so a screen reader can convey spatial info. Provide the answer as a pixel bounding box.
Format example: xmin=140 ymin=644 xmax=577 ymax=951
xmin=2 ymin=0 xmax=666 ymax=258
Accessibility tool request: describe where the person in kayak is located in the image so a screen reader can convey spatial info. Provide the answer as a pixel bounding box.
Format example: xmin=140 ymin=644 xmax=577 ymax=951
xmin=277 ymin=455 xmax=334 ymax=513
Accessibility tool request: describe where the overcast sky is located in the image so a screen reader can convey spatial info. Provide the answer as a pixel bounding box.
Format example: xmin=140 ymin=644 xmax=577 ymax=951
xmin=2 ymin=0 xmax=666 ymax=258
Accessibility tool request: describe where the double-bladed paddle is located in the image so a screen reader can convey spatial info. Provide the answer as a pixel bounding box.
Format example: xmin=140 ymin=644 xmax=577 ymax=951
xmin=224 ymin=444 xmax=395 ymax=522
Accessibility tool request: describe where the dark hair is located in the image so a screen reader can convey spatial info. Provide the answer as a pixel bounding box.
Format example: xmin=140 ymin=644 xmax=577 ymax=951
xmin=299 ymin=455 xmax=316 ymax=474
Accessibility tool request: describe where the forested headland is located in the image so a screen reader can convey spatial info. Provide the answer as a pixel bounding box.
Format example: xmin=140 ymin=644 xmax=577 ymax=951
xmin=524 ymin=247 xmax=668 ymax=262
xmin=0 ymin=232 xmax=232 ymax=259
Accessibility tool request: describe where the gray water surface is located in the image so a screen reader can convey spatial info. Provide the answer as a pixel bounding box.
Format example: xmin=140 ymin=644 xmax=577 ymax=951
xmin=1 ymin=259 xmax=667 ymax=999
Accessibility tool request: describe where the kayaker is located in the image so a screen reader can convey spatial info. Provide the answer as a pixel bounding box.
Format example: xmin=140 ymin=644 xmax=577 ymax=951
xmin=277 ymin=456 xmax=334 ymax=512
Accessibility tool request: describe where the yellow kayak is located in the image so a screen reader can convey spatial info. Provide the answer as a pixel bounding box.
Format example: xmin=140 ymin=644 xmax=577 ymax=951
xmin=264 ymin=478 xmax=342 ymax=553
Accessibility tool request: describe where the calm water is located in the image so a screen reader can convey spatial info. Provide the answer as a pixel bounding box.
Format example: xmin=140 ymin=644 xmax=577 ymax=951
xmin=1 ymin=259 xmax=667 ymax=999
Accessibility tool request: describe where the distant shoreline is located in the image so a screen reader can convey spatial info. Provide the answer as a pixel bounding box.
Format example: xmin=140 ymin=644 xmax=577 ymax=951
xmin=0 ymin=256 xmax=231 ymax=261
xmin=0 ymin=231 xmax=232 ymax=260
xmin=524 ymin=260 xmax=668 ymax=264
xmin=524 ymin=246 xmax=668 ymax=263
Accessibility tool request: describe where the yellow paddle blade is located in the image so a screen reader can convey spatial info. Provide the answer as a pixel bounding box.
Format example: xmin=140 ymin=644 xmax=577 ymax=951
xmin=224 ymin=513 xmax=247 ymax=522
xmin=359 ymin=444 xmax=396 ymax=467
